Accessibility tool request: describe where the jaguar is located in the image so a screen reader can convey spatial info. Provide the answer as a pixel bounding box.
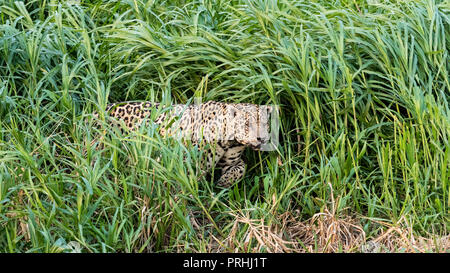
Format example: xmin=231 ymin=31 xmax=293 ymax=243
xmin=93 ymin=101 xmax=274 ymax=187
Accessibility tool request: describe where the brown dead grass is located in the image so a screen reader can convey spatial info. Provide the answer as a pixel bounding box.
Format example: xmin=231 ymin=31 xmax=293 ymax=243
xmin=212 ymin=208 xmax=449 ymax=253
xmin=286 ymin=209 xmax=365 ymax=252
xmin=362 ymin=217 xmax=450 ymax=253
xmin=225 ymin=212 xmax=297 ymax=252
xmin=285 ymin=183 xmax=366 ymax=252
xmin=196 ymin=183 xmax=449 ymax=253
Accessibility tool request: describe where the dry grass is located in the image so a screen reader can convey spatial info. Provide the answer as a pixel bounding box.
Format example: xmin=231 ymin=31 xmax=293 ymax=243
xmin=225 ymin=212 xmax=297 ymax=253
xmin=191 ymin=183 xmax=449 ymax=253
xmin=208 ymin=209 xmax=449 ymax=253
xmin=286 ymin=210 xmax=365 ymax=253
xmin=362 ymin=217 xmax=450 ymax=253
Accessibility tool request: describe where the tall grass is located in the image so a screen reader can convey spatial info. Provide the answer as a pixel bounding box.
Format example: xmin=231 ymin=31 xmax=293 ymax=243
xmin=0 ymin=0 xmax=448 ymax=252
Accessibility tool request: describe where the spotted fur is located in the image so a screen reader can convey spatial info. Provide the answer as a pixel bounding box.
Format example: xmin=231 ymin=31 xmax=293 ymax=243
xmin=94 ymin=101 xmax=273 ymax=187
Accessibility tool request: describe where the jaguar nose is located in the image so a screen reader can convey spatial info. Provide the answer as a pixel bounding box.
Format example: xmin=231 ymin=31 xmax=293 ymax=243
xmin=257 ymin=137 xmax=268 ymax=144
xmin=252 ymin=143 xmax=261 ymax=150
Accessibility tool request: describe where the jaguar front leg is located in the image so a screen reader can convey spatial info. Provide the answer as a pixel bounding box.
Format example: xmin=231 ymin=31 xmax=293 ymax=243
xmin=217 ymin=158 xmax=246 ymax=188
xmin=217 ymin=145 xmax=246 ymax=188
xmin=195 ymin=142 xmax=226 ymax=179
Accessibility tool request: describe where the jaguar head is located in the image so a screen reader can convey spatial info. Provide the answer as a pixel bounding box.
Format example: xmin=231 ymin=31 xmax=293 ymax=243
xmin=232 ymin=104 xmax=273 ymax=150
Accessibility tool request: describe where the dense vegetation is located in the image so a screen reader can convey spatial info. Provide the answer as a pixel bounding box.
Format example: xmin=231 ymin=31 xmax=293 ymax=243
xmin=0 ymin=0 xmax=448 ymax=252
